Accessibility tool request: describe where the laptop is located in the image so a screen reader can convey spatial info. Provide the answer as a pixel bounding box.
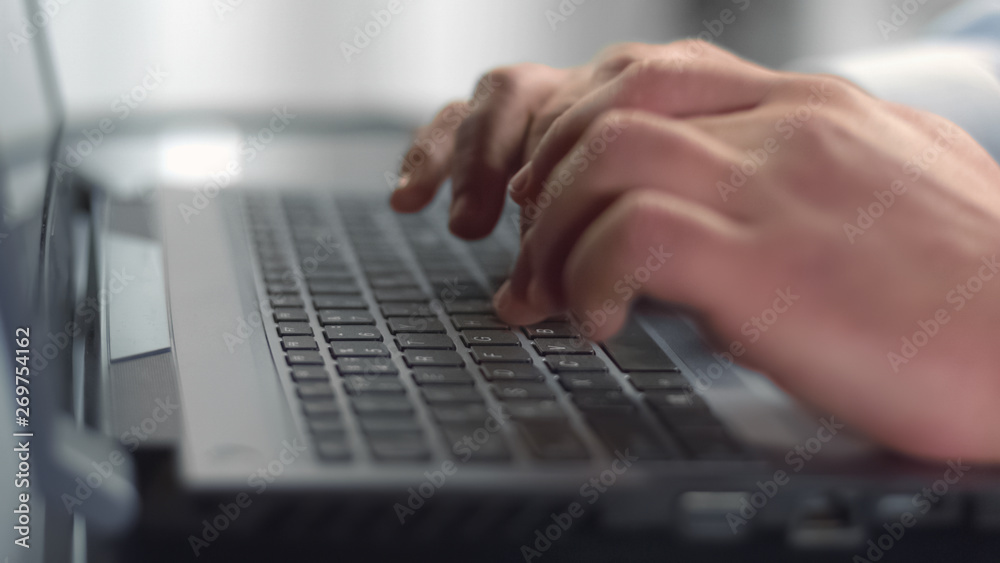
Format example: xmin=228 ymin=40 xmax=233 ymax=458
xmin=2 ymin=2 xmax=998 ymax=561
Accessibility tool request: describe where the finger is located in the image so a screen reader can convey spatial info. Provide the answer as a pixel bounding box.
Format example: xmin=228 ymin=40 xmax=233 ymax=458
xmin=517 ymin=110 xmax=746 ymax=314
xmin=559 ymin=190 xmax=751 ymax=341
xmin=448 ymin=66 xmax=564 ymax=239
xmin=390 ymin=101 xmax=468 ymax=213
xmin=509 ymin=57 xmax=776 ymax=205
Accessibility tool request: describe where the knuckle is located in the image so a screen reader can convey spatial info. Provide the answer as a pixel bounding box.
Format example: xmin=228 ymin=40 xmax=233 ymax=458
xmin=478 ymin=64 xmax=532 ymax=97
xmin=595 ymin=42 xmax=649 ymax=74
xmin=616 ymin=59 xmax=678 ymax=104
xmin=608 ymin=190 xmax=663 ymax=250
xmin=666 ymin=38 xmax=718 ymax=59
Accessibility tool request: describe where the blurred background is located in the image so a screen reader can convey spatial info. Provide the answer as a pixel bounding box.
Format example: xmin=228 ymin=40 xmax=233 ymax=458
xmin=43 ymin=0 xmax=964 ymax=123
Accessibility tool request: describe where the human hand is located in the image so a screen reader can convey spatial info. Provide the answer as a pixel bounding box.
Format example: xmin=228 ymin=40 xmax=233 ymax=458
xmin=394 ymin=41 xmax=1000 ymax=462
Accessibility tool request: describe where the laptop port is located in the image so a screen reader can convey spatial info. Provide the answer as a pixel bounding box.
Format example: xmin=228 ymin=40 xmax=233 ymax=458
xmin=787 ymin=493 xmax=863 ymax=549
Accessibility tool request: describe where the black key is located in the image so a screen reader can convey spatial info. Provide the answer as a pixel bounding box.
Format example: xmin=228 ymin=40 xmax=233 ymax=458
xmin=411 ymin=367 xmax=474 ymax=386
xmin=380 ymin=302 xmax=434 ymax=317
xmin=429 ymin=404 xmax=489 ymax=423
xmin=343 ymin=376 xmax=405 ymax=394
xmin=421 ymin=386 xmax=484 ymax=404
xmin=358 ymin=415 xmax=423 ymax=433
xmin=282 ymin=335 xmax=318 ymax=350
xmin=369 ymin=438 xmax=431 ymax=461
xmin=368 ymin=273 xmax=418 ymax=289
xmin=533 ymin=338 xmax=593 ymax=355
xmin=314 ymin=296 xmax=367 ymax=310
xmin=290 ymin=366 xmax=329 ymax=382
xmin=676 ymin=427 xmax=742 ymax=460
xmin=442 ymin=424 xmax=511 ymax=461
xmin=493 ymin=382 xmax=556 ymax=400
xmin=304 ymin=269 xmax=354 ymax=281
xmin=480 ymin=364 xmax=545 ymax=382
xmin=269 ymin=295 xmax=303 ymax=308
xmin=273 ymin=308 xmax=309 ymax=323
xmin=267 ymin=283 xmax=300 ymax=295
xmin=286 ymin=351 xmax=324 ymax=365
xmin=387 ymin=317 xmax=446 ymax=334
xmin=432 ymin=282 xmax=489 ymax=300
xmin=470 ymin=346 xmax=531 ymax=364
xmin=362 ymin=262 xmax=409 ymax=275
xmin=302 ymin=400 xmax=339 ymax=417
xmin=558 ymin=372 xmax=621 ymax=391
xmin=277 ymin=322 xmax=313 ymax=336
xmin=524 ymin=323 xmax=580 ymax=339
xmin=351 ymin=395 xmax=414 ymax=415
xmin=403 ymin=350 xmax=464 ymax=367
xmin=308 ymin=281 xmax=360 ymax=295
xmin=308 ymin=418 xmax=346 ymax=434
xmin=461 ymin=330 xmax=520 ymax=346
xmin=502 ymin=400 xmax=566 ymax=420
xmin=330 ymin=342 xmax=391 ymax=357
xmin=602 ymin=319 xmax=679 ymax=372
xmin=395 ymin=334 xmax=455 ymax=350
xmin=444 ymin=299 xmax=495 ymax=314
xmin=336 ymin=357 xmax=398 ymax=376
xmin=297 ymin=383 xmax=335 ymax=399
xmin=584 ymin=414 xmax=675 ymax=460
xmin=544 ymin=355 xmax=608 ymax=373
xmin=629 ymin=372 xmax=691 ymax=391
xmin=324 ymin=325 xmax=382 ymax=341
xmin=571 ymin=390 xmax=635 ymax=413
xmin=319 ymin=310 xmax=375 ymax=325
xmin=651 ymin=403 xmax=722 ymax=430
xmin=645 ymin=389 xmax=705 ymax=410
xmin=452 ymin=314 xmax=508 ymax=330
xmin=315 ymin=439 xmax=352 ymax=461
xmin=517 ymin=420 xmax=589 ymax=460
xmin=374 ymin=288 xmax=429 ymax=302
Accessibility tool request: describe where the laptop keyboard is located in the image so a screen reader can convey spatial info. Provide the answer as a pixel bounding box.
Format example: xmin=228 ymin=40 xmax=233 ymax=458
xmin=244 ymin=194 xmax=744 ymax=465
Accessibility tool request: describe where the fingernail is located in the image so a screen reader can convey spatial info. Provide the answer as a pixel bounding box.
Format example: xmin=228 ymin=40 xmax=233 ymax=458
xmin=449 ymin=194 xmax=470 ymax=228
xmin=508 ymin=162 xmax=532 ymax=196
xmin=493 ymin=281 xmax=512 ymax=312
xmin=395 ymin=174 xmax=410 ymax=191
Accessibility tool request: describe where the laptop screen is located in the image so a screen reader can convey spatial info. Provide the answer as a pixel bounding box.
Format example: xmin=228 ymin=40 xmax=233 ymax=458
xmin=0 ymin=0 xmax=62 ymax=327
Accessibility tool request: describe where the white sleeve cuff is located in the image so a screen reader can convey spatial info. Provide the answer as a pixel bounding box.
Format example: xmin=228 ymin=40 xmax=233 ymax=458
xmin=789 ymin=42 xmax=1000 ymax=162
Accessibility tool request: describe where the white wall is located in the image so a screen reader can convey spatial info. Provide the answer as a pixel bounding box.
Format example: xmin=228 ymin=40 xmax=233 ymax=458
xmin=43 ymin=0 xmax=682 ymax=121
